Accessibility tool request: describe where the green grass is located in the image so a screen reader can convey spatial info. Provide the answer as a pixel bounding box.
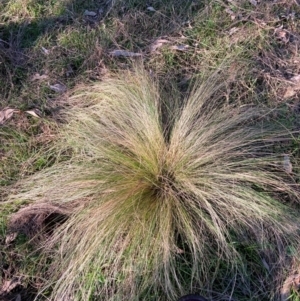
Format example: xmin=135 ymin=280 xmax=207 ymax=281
xmin=1 ymin=0 xmax=300 ymax=300
xmin=0 ymin=119 xmax=57 ymax=187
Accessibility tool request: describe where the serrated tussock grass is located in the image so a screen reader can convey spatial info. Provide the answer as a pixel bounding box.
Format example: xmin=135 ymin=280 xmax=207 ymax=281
xmin=11 ymin=68 xmax=300 ymax=300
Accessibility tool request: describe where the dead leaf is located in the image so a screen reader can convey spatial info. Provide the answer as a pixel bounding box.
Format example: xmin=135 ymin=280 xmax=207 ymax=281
xmin=283 ymin=154 xmax=293 ymax=173
xmin=228 ymin=27 xmax=239 ymax=35
xmin=284 ymin=76 xmax=300 ymax=99
xmin=49 ymin=83 xmax=67 ymax=93
xmin=274 ymin=26 xmax=289 ymax=43
xmin=249 ymin=0 xmax=257 ymax=6
xmin=41 ymin=46 xmax=50 ymax=55
xmin=109 ymin=50 xmax=142 ymax=57
xmin=5 ymin=232 xmax=17 ymax=245
xmin=284 ymin=86 xmax=297 ymax=99
xmin=25 ymin=109 xmax=42 ymax=118
xmin=31 ymin=73 xmax=49 ymax=81
xmin=0 ymin=277 xmax=23 ymax=294
xmin=84 ymin=10 xmax=97 ymax=17
xmin=170 ymin=45 xmax=189 ymax=51
xmin=225 ymin=8 xmax=236 ymax=20
xmin=147 ymin=6 xmax=156 ymax=12
xmin=261 ymin=258 xmax=270 ymax=272
xmin=291 ymin=74 xmax=300 ymax=83
xmin=149 ymin=38 xmax=169 ymax=52
xmin=0 ymin=108 xmax=19 ymax=125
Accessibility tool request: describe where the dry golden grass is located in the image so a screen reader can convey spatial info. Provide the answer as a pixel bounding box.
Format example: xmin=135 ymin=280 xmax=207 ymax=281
xmin=9 ymin=66 xmax=300 ymax=300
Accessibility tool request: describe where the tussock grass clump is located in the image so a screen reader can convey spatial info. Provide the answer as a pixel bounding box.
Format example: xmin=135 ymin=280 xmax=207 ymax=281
xmin=12 ymin=68 xmax=300 ymax=300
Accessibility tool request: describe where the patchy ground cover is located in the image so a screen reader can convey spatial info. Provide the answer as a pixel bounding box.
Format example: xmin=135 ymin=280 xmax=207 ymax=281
xmin=1 ymin=0 xmax=300 ymax=300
